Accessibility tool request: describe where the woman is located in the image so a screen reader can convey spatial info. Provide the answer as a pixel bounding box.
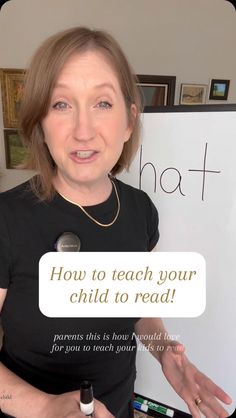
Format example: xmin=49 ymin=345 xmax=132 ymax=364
xmin=0 ymin=27 xmax=232 ymax=418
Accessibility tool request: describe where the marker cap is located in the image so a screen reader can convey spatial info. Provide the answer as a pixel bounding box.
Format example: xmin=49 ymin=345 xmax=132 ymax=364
xmin=80 ymin=380 xmax=93 ymax=403
xmin=80 ymin=380 xmax=94 ymax=416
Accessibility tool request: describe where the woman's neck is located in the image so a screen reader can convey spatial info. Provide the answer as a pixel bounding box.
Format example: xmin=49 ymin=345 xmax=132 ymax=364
xmin=53 ymin=174 xmax=113 ymax=206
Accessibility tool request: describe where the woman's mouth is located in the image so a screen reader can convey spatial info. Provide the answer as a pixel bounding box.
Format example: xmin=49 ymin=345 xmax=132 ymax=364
xmin=76 ymin=150 xmax=96 ymax=159
xmin=70 ymin=150 xmax=98 ymax=162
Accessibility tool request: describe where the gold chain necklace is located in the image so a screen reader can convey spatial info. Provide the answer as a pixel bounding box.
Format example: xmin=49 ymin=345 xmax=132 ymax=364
xmin=58 ymin=179 xmax=120 ymax=228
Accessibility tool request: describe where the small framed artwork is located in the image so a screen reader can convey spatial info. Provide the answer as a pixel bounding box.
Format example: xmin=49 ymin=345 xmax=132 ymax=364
xmin=0 ymin=68 xmax=25 ymax=128
xmin=136 ymin=75 xmax=176 ymax=110
xmin=179 ymin=84 xmax=207 ymax=105
xmin=4 ymin=129 xmax=27 ymax=169
xmin=209 ymin=79 xmax=230 ymax=100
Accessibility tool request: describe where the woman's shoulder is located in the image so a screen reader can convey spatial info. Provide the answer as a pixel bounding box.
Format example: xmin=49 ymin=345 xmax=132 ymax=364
xmin=115 ymin=177 xmax=154 ymax=206
xmin=116 ymin=178 xmax=159 ymax=247
xmin=0 ymin=179 xmax=35 ymax=210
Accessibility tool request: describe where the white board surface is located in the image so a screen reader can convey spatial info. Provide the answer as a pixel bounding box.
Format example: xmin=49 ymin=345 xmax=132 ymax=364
xmin=119 ymin=106 xmax=236 ymax=415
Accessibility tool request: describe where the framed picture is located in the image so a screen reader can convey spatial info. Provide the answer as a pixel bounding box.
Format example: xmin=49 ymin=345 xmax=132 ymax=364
xmin=4 ymin=129 xmax=27 ymax=169
xmin=209 ymin=79 xmax=230 ymax=100
xmin=179 ymin=84 xmax=207 ymax=105
xmin=0 ymin=68 xmax=25 ymax=128
xmin=136 ymin=75 xmax=176 ymax=110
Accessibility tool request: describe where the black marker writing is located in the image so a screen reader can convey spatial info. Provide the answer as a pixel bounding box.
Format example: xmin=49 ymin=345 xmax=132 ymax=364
xmin=160 ymin=167 xmax=185 ymax=196
xmin=139 ymin=145 xmax=157 ymax=192
xmin=139 ymin=142 xmax=221 ymax=201
xmin=188 ymin=142 xmax=221 ymax=201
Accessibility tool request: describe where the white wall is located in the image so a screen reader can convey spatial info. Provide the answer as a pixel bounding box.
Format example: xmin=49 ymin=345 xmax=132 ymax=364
xmin=0 ymin=0 xmax=236 ymax=191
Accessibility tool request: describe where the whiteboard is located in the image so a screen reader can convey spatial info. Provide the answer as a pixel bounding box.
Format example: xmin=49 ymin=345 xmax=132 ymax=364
xmin=119 ymin=105 xmax=236 ymax=415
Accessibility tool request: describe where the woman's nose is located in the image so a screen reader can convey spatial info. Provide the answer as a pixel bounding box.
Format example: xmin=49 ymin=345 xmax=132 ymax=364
xmin=72 ymin=107 xmax=96 ymax=142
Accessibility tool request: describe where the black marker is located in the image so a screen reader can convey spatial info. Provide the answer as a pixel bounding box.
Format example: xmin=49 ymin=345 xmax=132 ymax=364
xmin=80 ymin=380 xmax=94 ymax=417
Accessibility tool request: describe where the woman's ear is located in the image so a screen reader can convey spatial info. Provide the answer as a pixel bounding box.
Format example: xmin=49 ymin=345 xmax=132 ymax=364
xmin=130 ymin=103 xmax=138 ymax=128
xmin=124 ymin=104 xmax=138 ymax=142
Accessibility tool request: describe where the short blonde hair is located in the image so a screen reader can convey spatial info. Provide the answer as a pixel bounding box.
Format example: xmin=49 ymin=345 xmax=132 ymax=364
xmin=20 ymin=26 xmax=142 ymax=200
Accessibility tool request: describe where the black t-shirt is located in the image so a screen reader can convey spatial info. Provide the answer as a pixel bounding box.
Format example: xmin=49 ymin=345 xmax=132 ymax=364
xmin=0 ymin=178 xmax=159 ymax=416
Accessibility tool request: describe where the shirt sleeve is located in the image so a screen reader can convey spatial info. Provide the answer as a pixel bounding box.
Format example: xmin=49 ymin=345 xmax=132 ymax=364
xmin=0 ymin=209 xmax=11 ymax=289
xmin=145 ymin=193 xmax=160 ymax=251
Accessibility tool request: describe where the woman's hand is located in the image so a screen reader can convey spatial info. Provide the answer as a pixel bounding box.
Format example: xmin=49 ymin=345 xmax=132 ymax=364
xmin=159 ymin=342 xmax=232 ymax=418
xmin=38 ymin=390 xmax=115 ymax=418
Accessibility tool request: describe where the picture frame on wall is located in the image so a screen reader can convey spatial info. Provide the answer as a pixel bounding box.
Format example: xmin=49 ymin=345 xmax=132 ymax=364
xmin=4 ymin=129 xmax=27 ymax=169
xmin=0 ymin=68 xmax=25 ymax=128
xmin=179 ymin=84 xmax=207 ymax=105
xmin=136 ymin=75 xmax=176 ymax=110
xmin=209 ymin=79 xmax=230 ymax=100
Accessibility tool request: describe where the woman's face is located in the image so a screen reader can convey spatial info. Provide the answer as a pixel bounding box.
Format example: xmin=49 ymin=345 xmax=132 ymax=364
xmin=42 ymin=50 xmax=135 ymax=189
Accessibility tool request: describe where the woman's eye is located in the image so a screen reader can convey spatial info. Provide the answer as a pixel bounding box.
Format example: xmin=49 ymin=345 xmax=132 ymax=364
xmin=52 ymin=101 xmax=70 ymax=110
xmin=97 ymin=101 xmax=112 ymax=109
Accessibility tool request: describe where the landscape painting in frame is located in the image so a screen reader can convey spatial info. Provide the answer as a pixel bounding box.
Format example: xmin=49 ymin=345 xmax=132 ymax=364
xmin=179 ymin=84 xmax=207 ymax=105
xmin=0 ymin=69 xmax=25 ymax=128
